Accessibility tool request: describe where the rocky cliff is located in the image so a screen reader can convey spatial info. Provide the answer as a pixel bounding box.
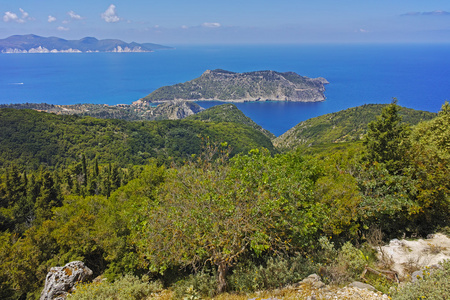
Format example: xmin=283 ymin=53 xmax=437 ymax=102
xmin=140 ymin=69 xmax=328 ymax=103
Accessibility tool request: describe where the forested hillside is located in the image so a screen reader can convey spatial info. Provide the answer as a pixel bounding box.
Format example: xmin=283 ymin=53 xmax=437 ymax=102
xmin=0 ymin=108 xmax=274 ymax=168
xmin=186 ymin=103 xmax=276 ymax=139
xmin=274 ymin=103 xmax=436 ymax=150
xmin=0 ymin=102 xmax=449 ymax=300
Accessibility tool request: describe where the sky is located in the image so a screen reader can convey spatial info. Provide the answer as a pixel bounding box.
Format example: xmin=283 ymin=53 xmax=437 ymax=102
xmin=1 ymin=0 xmax=450 ymax=44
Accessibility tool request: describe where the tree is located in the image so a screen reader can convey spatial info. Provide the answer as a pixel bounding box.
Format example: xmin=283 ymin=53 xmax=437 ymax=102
xmin=136 ymin=148 xmax=321 ymax=293
xmin=363 ymin=99 xmax=410 ymax=174
xmin=34 ymin=169 xmax=61 ymax=224
xmin=407 ymin=102 xmax=450 ymax=232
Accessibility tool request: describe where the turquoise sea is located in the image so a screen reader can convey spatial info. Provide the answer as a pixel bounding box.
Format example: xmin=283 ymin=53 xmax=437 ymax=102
xmin=1 ymin=44 xmax=449 ymax=136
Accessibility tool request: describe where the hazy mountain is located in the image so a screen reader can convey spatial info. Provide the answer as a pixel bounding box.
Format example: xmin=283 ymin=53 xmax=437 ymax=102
xmin=0 ymin=34 xmax=173 ymax=53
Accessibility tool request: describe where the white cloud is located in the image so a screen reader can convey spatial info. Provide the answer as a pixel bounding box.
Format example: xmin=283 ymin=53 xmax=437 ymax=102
xmin=402 ymin=10 xmax=450 ymax=16
xmin=48 ymin=15 xmax=56 ymax=23
xmin=359 ymin=28 xmax=368 ymax=33
xmin=3 ymin=8 xmax=32 ymax=23
xmin=57 ymin=26 xmax=69 ymax=31
xmin=68 ymin=10 xmax=83 ymax=20
xmin=181 ymin=25 xmax=188 ymax=29
xmin=202 ymin=22 xmax=221 ymax=28
xmin=101 ymin=4 xmax=120 ymax=23
xmin=19 ymin=8 xmax=29 ymax=19
xmin=3 ymin=11 xmax=20 ymax=22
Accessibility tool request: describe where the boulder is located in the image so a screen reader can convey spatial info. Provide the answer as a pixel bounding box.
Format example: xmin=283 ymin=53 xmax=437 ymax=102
xmin=292 ymin=273 xmax=325 ymax=289
xmin=40 ymin=261 xmax=93 ymax=300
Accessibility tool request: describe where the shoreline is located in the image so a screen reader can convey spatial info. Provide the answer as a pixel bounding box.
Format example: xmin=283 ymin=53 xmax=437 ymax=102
xmin=133 ymin=98 xmax=326 ymax=106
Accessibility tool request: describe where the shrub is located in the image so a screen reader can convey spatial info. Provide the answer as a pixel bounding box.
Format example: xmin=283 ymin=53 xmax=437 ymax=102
xmin=228 ymin=254 xmax=317 ymax=293
xmin=391 ymin=260 xmax=450 ymax=300
xmin=68 ymin=274 xmax=163 ymax=300
xmin=172 ymin=269 xmax=218 ymax=299
xmin=316 ymin=237 xmax=370 ymax=284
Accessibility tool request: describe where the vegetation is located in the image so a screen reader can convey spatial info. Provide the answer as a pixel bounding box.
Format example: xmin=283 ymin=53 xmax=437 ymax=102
xmin=186 ymin=103 xmax=276 ymax=139
xmin=0 ymin=101 xmax=203 ymax=121
xmin=274 ymin=103 xmax=436 ymax=150
xmin=391 ymin=260 xmax=450 ymax=300
xmin=141 ymin=69 xmax=328 ymax=102
xmin=0 ymin=108 xmax=274 ymax=168
xmin=0 ymin=102 xmax=449 ymax=299
xmin=67 ymin=275 xmax=164 ymax=300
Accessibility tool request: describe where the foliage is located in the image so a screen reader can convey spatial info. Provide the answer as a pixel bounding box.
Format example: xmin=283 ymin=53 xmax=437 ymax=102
xmin=363 ymin=99 xmax=411 ymax=174
xmin=391 ymin=260 xmax=450 ymax=300
xmin=186 ymin=104 xmax=276 ymax=139
xmin=228 ymin=254 xmax=316 ymax=293
xmin=316 ymin=237 xmax=372 ymax=285
xmin=68 ymin=274 xmax=163 ymax=300
xmin=0 ymin=102 xmax=449 ymax=298
xmin=0 ymin=108 xmax=275 ymax=168
xmin=172 ymin=269 xmax=218 ymax=299
xmin=135 ymin=147 xmax=322 ymax=292
xmin=274 ymin=103 xmax=434 ymax=151
xmin=406 ymin=101 xmax=450 ymax=233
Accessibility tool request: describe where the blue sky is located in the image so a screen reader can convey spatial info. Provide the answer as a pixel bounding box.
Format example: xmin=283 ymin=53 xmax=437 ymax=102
xmin=1 ymin=0 xmax=449 ymax=44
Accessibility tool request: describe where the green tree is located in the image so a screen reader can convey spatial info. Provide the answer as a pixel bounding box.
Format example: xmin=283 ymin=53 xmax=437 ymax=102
xmin=363 ymin=99 xmax=410 ymax=174
xmin=34 ymin=169 xmax=61 ymax=224
xmin=407 ymin=102 xmax=450 ymax=232
xmin=136 ymin=148 xmax=322 ymax=293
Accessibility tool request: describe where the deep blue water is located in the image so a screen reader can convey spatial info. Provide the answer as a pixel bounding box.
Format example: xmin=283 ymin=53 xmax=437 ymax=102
xmin=1 ymin=44 xmax=449 ymax=136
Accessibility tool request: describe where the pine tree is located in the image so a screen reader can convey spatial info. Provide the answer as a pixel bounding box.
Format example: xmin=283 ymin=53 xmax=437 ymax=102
xmin=363 ymin=99 xmax=410 ymax=174
xmin=34 ymin=169 xmax=61 ymax=224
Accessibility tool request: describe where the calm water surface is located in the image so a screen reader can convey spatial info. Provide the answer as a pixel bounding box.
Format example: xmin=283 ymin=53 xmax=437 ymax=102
xmin=1 ymin=44 xmax=449 ymax=135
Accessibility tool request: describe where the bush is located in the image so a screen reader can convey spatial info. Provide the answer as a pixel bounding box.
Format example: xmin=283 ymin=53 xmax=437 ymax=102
xmin=391 ymin=260 xmax=450 ymax=300
xmin=316 ymin=237 xmax=369 ymax=284
xmin=68 ymin=274 xmax=163 ymax=300
xmin=172 ymin=269 xmax=218 ymax=299
xmin=228 ymin=254 xmax=317 ymax=293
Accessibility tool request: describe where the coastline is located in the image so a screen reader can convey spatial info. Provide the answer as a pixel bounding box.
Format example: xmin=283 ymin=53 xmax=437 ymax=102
xmin=133 ymin=97 xmax=326 ymax=106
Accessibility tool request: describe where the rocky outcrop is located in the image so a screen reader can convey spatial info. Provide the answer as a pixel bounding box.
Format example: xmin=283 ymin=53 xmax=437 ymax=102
xmin=140 ymin=69 xmax=328 ymax=103
xmin=40 ymin=261 xmax=93 ymax=300
xmin=151 ymin=100 xmax=204 ymax=120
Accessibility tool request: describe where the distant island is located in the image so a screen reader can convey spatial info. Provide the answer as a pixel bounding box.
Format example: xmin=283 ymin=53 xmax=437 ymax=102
xmin=136 ymin=69 xmax=329 ymax=104
xmin=0 ymin=34 xmax=173 ymax=53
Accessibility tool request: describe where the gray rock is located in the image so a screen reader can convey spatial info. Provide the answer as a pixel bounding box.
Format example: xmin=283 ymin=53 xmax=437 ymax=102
xmin=348 ymin=281 xmax=377 ymax=292
xmin=40 ymin=261 xmax=93 ymax=300
xmin=312 ymin=281 xmax=325 ymax=289
xmin=301 ymin=273 xmax=322 ymax=284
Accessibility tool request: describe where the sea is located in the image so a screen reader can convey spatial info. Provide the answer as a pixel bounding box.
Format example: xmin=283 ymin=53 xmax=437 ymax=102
xmin=1 ymin=44 xmax=449 ymax=136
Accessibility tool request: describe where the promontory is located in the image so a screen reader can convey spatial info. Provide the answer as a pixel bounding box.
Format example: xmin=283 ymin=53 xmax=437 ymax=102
xmin=137 ymin=69 xmax=329 ymax=104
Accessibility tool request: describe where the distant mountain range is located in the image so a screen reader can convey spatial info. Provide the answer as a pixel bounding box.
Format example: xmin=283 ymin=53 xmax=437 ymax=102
xmin=0 ymin=34 xmax=173 ymax=53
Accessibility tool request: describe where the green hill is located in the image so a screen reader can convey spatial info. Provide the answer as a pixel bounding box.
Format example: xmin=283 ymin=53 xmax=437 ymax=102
xmin=0 ymin=108 xmax=275 ymax=168
xmin=185 ymin=103 xmax=276 ymax=139
xmin=274 ymin=104 xmax=436 ymax=150
xmin=140 ymin=69 xmax=328 ymax=103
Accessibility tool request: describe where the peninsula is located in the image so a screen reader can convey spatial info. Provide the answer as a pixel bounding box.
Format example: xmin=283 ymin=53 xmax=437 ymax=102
xmin=0 ymin=34 xmax=172 ymax=53
xmin=137 ymin=69 xmax=329 ymax=103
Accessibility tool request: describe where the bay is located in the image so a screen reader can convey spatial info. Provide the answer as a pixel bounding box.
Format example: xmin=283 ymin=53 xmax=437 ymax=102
xmin=1 ymin=44 xmax=449 ymax=136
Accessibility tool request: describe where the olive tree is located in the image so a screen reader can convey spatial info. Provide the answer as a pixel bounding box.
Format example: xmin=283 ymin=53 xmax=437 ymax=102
xmin=136 ymin=148 xmax=322 ymax=293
